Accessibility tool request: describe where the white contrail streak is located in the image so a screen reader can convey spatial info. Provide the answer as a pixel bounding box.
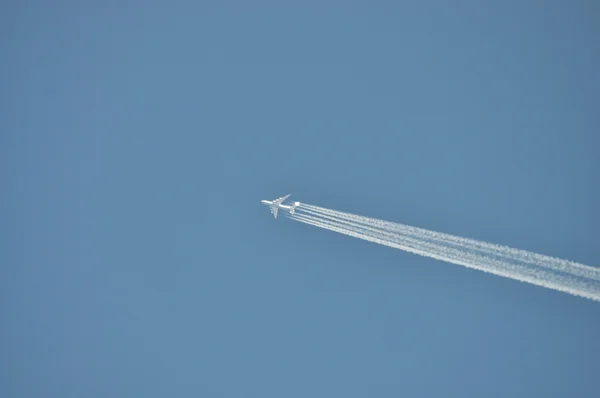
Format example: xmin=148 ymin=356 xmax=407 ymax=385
xmin=290 ymin=213 xmax=545 ymax=282
xmin=298 ymin=204 xmax=600 ymax=282
xmin=285 ymin=203 xmax=600 ymax=302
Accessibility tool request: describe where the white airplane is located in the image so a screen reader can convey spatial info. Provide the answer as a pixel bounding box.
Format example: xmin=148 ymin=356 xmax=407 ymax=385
xmin=261 ymin=194 xmax=300 ymax=219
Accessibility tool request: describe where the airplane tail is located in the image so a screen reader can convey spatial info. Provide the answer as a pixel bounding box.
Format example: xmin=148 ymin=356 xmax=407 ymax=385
xmin=289 ymin=202 xmax=300 ymax=215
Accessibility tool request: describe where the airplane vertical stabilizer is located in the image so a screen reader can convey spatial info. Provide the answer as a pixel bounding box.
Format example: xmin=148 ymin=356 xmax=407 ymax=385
xmin=289 ymin=202 xmax=300 ymax=215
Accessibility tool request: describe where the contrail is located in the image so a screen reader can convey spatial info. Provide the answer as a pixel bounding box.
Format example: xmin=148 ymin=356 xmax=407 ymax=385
xmin=285 ymin=203 xmax=600 ymax=301
xmin=299 ymin=204 xmax=600 ymax=282
xmin=290 ymin=213 xmax=546 ymax=281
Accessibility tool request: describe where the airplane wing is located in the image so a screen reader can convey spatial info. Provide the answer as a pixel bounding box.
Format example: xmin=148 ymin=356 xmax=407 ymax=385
xmin=272 ymin=194 xmax=290 ymax=205
xmin=271 ymin=206 xmax=279 ymax=219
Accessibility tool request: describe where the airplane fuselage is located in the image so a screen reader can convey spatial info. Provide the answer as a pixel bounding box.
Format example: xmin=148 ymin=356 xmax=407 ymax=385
xmin=261 ymin=195 xmax=299 ymax=219
xmin=261 ymin=200 xmax=295 ymax=212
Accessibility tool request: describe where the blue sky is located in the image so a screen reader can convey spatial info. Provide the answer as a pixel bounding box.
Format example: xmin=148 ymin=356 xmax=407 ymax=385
xmin=3 ymin=1 xmax=599 ymax=396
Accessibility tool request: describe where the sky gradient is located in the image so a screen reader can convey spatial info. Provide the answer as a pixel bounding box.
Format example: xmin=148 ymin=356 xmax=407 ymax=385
xmin=3 ymin=1 xmax=600 ymax=397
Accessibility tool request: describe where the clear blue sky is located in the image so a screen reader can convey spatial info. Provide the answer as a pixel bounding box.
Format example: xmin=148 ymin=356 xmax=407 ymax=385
xmin=3 ymin=1 xmax=599 ymax=396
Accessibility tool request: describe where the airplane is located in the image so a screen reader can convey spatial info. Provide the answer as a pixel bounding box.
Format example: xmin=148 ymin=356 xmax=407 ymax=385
xmin=261 ymin=194 xmax=300 ymax=219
